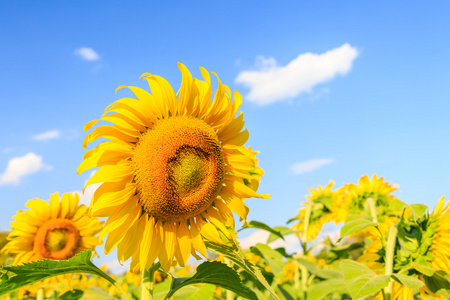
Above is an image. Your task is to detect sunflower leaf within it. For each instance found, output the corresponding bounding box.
[307,279,348,300]
[339,259,390,299]
[251,243,284,281]
[391,274,424,289]
[205,241,279,299]
[267,226,295,243]
[0,250,117,296]
[339,219,378,242]
[165,261,256,300]
[239,220,285,241]
[298,258,343,279]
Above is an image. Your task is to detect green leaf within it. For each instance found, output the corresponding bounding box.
[339,259,390,299]
[391,274,424,289]
[390,200,428,220]
[59,289,84,300]
[153,280,172,300]
[252,243,284,280]
[390,199,408,212]
[267,226,294,244]
[408,204,428,218]
[412,262,437,277]
[205,241,279,299]
[307,279,348,300]
[171,284,216,300]
[423,270,450,295]
[327,243,364,263]
[298,258,343,280]
[274,247,293,258]
[339,219,378,241]
[286,217,298,224]
[277,284,295,300]
[81,286,116,300]
[0,250,117,297]
[165,261,256,300]
[240,221,285,242]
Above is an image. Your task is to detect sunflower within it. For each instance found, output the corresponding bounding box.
[79,63,269,271]
[1,192,103,265]
[360,196,450,299]
[291,180,341,241]
[342,174,399,239]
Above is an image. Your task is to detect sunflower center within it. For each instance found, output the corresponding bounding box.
[33,219,81,260]
[133,116,225,222]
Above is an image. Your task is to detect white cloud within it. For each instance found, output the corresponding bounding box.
[0,153,51,186]
[291,158,333,175]
[235,44,359,105]
[32,129,60,141]
[74,47,100,61]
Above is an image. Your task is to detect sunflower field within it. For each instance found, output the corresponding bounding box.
[1,64,450,300]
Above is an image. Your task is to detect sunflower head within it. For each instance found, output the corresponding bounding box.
[1,192,103,265]
[291,180,336,241]
[344,174,398,218]
[361,196,450,298]
[79,63,269,271]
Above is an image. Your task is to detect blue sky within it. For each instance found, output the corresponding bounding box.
[1,1,450,270]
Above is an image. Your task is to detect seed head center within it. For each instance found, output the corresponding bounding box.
[133,116,225,222]
[34,219,81,260]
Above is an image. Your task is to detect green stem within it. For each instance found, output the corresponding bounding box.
[293,259,300,290]
[367,197,378,223]
[384,225,398,300]
[302,203,312,242]
[142,262,161,300]
[37,288,45,300]
[224,258,234,300]
[300,262,308,299]
[114,281,132,300]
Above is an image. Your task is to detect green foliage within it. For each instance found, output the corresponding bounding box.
[390,199,428,220]
[267,226,295,244]
[251,243,284,281]
[0,250,116,296]
[240,220,285,242]
[298,258,343,280]
[205,240,280,299]
[339,259,390,299]
[391,274,424,289]
[339,219,378,242]
[307,279,348,300]
[165,261,256,300]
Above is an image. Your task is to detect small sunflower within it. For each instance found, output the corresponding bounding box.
[342,174,399,239]
[79,63,269,271]
[291,180,340,241]
[360,196,450,299]
[1,192,103,265]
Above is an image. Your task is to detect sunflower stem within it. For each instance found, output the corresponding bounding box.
[300,262,308,299]
[302,203,312,242]
[142,262,161,300]
[367,197,378,223]
[114,281,132,300]
[224,258,235,300]
[384,225,398,300]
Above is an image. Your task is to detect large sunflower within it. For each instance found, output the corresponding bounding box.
[79,63,269,271]
[1,192,103,265]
